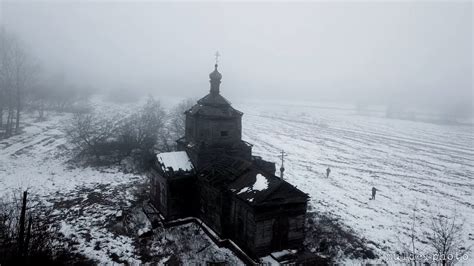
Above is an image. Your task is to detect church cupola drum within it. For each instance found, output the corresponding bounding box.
[178,63,252,169]
[209,64,222,95]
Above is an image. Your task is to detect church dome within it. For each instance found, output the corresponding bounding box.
[209,64,222,80]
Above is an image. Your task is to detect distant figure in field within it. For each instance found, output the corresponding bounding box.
[326,167,331,178]
[371,187,377,200]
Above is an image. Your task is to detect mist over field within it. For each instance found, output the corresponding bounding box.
[1,1,472,116]
[0,1,472,265]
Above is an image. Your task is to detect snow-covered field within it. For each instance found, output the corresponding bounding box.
[1,98,472,264]
[237,100,474,265]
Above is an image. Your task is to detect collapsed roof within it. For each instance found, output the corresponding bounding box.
[198,155,308,206]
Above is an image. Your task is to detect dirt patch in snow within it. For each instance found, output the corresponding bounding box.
[305,211,377,262]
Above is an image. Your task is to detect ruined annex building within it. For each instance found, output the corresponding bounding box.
[149,63,308,257]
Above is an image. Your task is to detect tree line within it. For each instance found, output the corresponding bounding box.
[0,28,93,139]
[0,28,32,137]
[67,97,195,171]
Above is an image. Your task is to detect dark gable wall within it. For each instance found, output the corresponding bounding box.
[149,161,197,220]
[199,182,224,234]
[228,196,307,257]
[149,168,168,217]
[230,197,257,252]
[253,201,307,255]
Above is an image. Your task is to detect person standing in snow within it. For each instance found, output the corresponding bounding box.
[326,167,331,178]
[371,187,377,200]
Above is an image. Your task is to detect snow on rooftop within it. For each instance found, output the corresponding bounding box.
[253,174,269,191]
[237,173,269,195]
[157,151,193,172]
[237,187,250,194]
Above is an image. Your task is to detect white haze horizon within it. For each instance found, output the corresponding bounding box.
[0,1,472,115]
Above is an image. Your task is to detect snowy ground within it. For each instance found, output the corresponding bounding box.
[1,98,472,265]
[236,100,474,265]
[0,104,242,265]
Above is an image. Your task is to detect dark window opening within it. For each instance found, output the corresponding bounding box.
[220,131,228,137]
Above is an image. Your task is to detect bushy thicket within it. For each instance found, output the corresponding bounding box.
[0,192,86,265]
[67,97,195,172]
[396,205,471,266]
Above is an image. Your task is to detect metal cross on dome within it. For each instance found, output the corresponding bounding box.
[279,150,287,179]
[215,51,220,65]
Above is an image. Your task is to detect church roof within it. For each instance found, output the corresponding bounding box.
[156,151,194,173]
[198,156,308,205]
[185,63,243,118]
[187,98,242,118]
[198,156,252,187]
[197,92,231,107]
[228,170,308,205]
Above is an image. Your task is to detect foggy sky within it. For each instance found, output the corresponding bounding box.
[1,1,472,108]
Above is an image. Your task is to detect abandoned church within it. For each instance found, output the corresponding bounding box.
[148,63,309,258]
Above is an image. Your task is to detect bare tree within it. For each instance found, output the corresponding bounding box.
[159,98,195,151]
[118,96,166,154]
[67,111,119,160]
[12,38,28,133]
[68,96,166,169]
[426,211,470,266]
[396,201,427,265]
[397,204,472,266]
[0,28,14,137]
[0,191,66,264]
[169,98,195,138]
[0,28,37,137]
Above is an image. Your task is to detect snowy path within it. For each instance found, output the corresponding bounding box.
[238,102,474,264]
